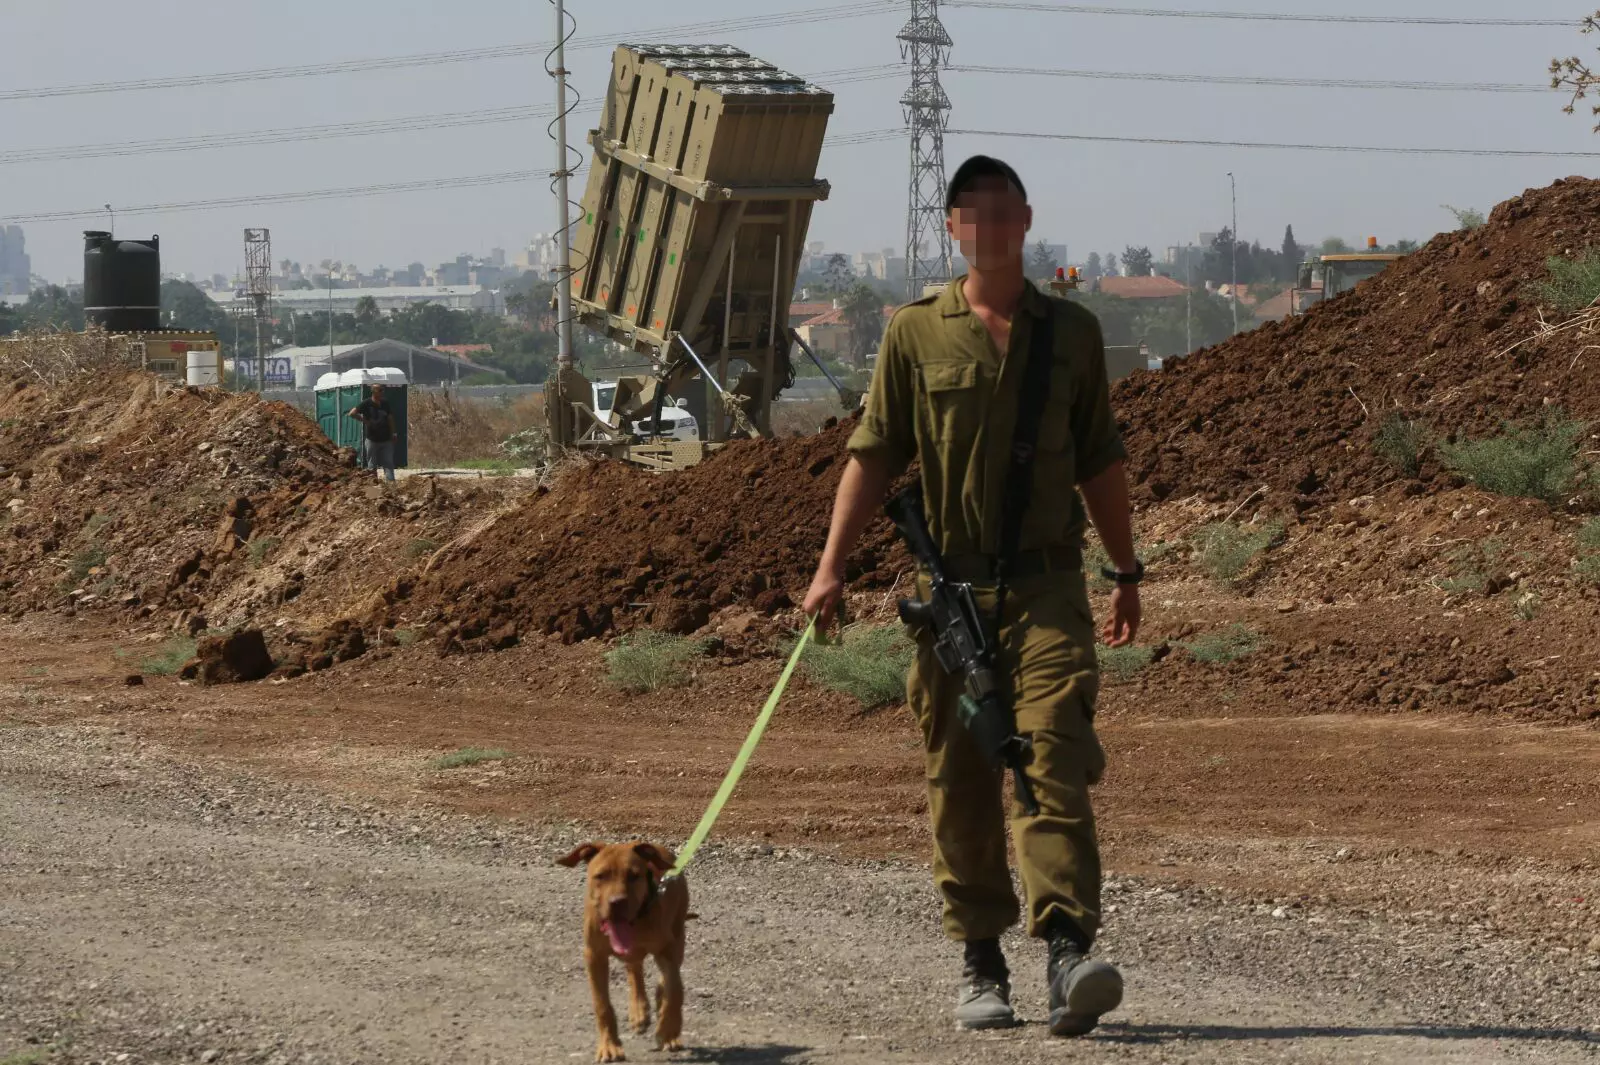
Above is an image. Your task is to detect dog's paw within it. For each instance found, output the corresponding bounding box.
[629,1013,651,1035]
[655,1037,683,1053]
[595,1041,627,1063]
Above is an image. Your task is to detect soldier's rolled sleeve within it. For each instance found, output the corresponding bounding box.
[1072,315,1128,485]
[845,314,916,476]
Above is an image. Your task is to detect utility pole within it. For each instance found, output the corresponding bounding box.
[1228,172,1239,334]
[552,0,575,369]
[900,0,955,300]
[1185,242,1193,355]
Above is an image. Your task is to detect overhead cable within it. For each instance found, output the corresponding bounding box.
[944,2,1575,27]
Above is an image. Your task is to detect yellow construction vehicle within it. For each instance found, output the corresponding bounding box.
[1291,237,1404,315]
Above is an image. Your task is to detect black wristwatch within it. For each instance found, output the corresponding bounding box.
[1100,559,1145,585]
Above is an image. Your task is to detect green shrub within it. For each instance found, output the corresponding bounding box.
[1577,554,1600,585]
[1575,518,1600,585]
[800,623,916,709]
[1097,643,1152,681]
[392,627,420,647]
[1192,521,1282,583]
[1529,248,1600,314]
[604,630,708,693]
[67,544,108,582]
[85,511,113,535]
[430,746,510,770]
[247,535,280,568]
[1374,413,1425,477]
[1443,204,1485,231]
[1439,410,1586,504]
[1436,538,1505,595]
[140,635,196,676]
[403,538,438,559]
[1181,624,1261,664]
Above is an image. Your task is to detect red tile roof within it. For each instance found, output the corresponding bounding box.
[800,307,847,327]
[1097,276,1189,300]
[431,343,492,356]
[789,302,834,320]
[1252,290,1296,321]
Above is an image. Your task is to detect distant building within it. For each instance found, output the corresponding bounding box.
[0,225,31,296]
[1095,275,1190,300]
[210,285,496,318]
[242,339,506,389]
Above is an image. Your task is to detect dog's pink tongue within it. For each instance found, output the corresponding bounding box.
[603,919,636,955]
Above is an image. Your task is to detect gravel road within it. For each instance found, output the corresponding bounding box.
[2,722,1597,1065]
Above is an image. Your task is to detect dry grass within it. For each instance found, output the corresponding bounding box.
[406,391,546,467]
[771,398,848,437]
[0,328,141,386]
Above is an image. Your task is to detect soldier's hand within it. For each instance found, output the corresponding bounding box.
[802,568,846,632]
[1102,584,1141,648]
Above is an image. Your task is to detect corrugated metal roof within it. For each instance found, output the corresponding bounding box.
[209,286,487,304]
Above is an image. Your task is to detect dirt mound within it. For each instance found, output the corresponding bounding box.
[1116,176,1600,507]
[387,418,909,646]
[0,370,514,635]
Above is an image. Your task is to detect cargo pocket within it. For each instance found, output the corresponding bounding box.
[919,361,980,447]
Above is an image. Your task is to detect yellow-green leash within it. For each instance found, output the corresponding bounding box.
[664,615,818,880]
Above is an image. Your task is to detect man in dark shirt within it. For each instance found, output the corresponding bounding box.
[348,383,397,481]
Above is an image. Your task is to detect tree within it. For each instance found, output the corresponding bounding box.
[820,253,854,295]
[1103,252,1119,277]
[1122,246,1154,277]
[1084,252,1102,282]
[0,300,19,336]
[1552,12,1600,130]
[1320,236,1353,256]
[1029,240,1059,277]
[1281,225,1300,270]
[20,286,84,331]
[841,282,884,367]
[159,279,230,333]
[353,295,380,340]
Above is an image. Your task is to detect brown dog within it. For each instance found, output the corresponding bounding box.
[558,841,692,1062]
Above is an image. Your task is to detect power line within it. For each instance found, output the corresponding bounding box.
[0,130,908,225]
[0,106,564,166]
[0,2,901,102]
[943,2,1575,27]
[947,64,1555,94]
[945,127,1600,158]
[0,172,542,224]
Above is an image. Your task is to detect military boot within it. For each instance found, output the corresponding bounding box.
[952,938,1017,1030]
[1046,927,1123,1037]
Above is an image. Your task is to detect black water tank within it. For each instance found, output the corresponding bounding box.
[83,230,160,332]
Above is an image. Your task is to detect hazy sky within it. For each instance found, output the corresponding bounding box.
[4,1,1597,283]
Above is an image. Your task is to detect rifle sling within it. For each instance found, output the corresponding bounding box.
[993,305,1056,636]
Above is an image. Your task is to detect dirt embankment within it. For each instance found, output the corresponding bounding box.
[384,418,910,647]
[1115,176,1600,507]
[0,371,514,662]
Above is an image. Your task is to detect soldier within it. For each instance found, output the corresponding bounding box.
[802,155,1142,1035]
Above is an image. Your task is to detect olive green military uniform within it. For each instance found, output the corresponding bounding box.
[846,277,1126,945]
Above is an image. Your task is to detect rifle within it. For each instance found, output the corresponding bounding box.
[885,483,1040,816]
